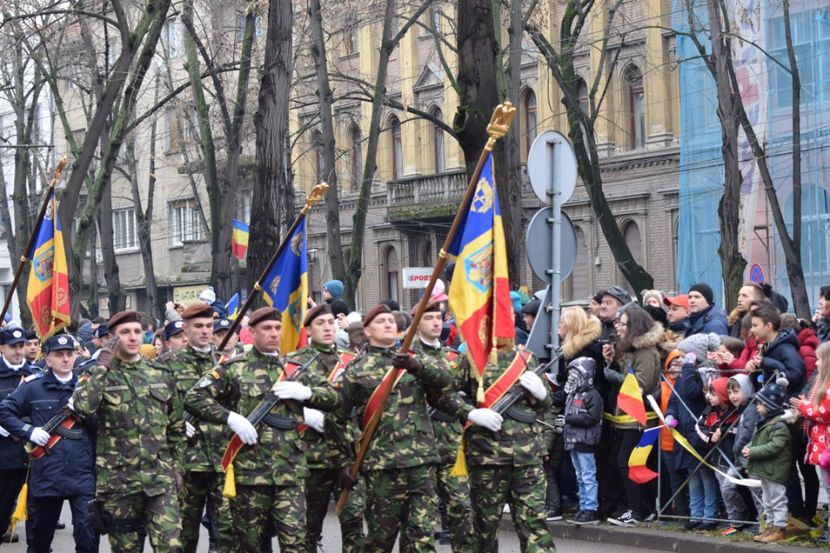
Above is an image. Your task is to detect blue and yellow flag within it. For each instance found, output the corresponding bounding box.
[447,154,513,390]
[628,426,660,483]
[231,219,249,260]
[225,292,240,320]
[26,191,70,339]
[261,218,308,355]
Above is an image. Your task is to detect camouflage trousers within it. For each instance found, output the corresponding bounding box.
[99,491,182,553]
[363,465,437,553]
[305,467,365,553]
[435,462,475,553]
[469,464,556,553]
[179,470,231,553]
[229,484,306,553]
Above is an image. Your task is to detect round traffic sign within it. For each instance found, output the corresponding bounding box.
[526,208,578,282]
[527,130,578,206]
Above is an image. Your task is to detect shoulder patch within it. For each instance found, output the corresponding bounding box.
[23,373,42,382]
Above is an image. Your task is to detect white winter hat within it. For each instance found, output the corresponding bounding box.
[200,286,216,304]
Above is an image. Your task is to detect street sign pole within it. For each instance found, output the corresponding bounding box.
[548,139,564,354]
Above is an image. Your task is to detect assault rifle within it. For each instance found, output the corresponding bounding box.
[25,406,82,460]
[488,349,561,421]
[219,352,320,472]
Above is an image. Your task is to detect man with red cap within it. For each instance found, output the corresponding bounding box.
[72,310,183,552]
[185,306,340,553]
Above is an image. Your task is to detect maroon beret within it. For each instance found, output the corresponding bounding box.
[410,299,442,316]
[362,304,392,327]
[303,303,332,327]
[182,303,215,320]
[248,307,280,327]
[108,310,141,330]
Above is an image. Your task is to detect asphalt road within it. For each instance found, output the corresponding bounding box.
[4,503,664,552]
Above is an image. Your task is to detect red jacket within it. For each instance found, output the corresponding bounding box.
[725,336,759,374]
[799,380,830,465]
[797,327,819,381]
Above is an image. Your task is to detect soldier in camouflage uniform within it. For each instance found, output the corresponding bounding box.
[411,302,474,552]
[163,304,230,553]
[333,304,470,553]
[185,307,340,553]
[457,346,557,553]
[72,310,184,553]
[288,304,365,552]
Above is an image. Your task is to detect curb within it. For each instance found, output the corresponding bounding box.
[497,518,818,552]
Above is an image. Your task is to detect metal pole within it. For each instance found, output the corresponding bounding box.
[548,140,561,355]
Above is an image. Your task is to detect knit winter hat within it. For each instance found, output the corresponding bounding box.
[200,286,216,304]
[677,332,720,361]
[641,289,665,307]
[323,279,344,298]
[708,377,731,407]
[689,283,715,306]
[510,291,522,311]
[756,376,788,415]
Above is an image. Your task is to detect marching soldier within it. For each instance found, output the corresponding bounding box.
[288,304,365,552]
[213,318,243,358]
[164,304,230,553]
[333,304,471,552]
[0,333,98,553]
[457,344,557,552]
[411,302,474,552]
[0,326,37,541]
[185,306,340,553]
[160,321,187,360]
[72,310,184,553]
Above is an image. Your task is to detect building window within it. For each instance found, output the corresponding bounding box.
[620,220,644,294]
[113,208,138,251]
[625,66,645,149]
[768,9,830,109]
[389,116,403,180]
[577,78,589,115]
[349,125,362,191]
[520,88,537,161]
[169,199,203,246]
[383,245,400,303]
[310,130,323,183]
[430,106,445,173]
[344,25,358,55]
[164,17,182,58]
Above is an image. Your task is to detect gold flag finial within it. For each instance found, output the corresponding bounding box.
[484,101,516,151]
[302,182,329,214]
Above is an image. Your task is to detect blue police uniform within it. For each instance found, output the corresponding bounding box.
[0,335,98,552]
[0,326,37,538]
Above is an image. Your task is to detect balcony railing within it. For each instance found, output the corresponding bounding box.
[387,169,467,216]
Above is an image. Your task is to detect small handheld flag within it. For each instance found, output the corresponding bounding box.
[231,219,249,260]
[225,293,240,320]
[628,427,660,483]
[261,218,308,355]
[617,367,647,425]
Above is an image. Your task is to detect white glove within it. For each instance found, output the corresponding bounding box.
[227,411,257,445]
[467,408,503,432]
[303,407,325,433]
[0,425,9,438]
[66,397,74,411]
[520,372,548,400]
[272,381,312,401]
[30,427,50,447]
[185,421,196,438]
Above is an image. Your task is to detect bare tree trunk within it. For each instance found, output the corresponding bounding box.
[250,0,292,291]
[308,0,347,287]
[502,0,524,286]
[96,179,124,313]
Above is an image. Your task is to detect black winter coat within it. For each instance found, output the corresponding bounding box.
[0,370,96,497]
[759,329,806,397]
[563,386,603,452]
[666,360,707,470]
[0,357,36,469]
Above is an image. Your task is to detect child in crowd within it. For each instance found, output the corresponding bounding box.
[711,337,744,373]
[689,377,735,530]
[743,379,793,544]
[723,374,759,530]
[791,341,830,543]
[562,357,603,525]
[659,350,689,518]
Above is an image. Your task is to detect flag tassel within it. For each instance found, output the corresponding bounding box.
[223,463,237,499]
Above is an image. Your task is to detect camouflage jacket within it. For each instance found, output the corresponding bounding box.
[459,348,550,468]
[412,339,465,465]
[164,346,227,472]
[184,347,340,486]
[335,345,467,471]
[72,357,182,497]
[286,342,349,470]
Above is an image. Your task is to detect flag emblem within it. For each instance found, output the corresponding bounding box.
[464,243,493,292]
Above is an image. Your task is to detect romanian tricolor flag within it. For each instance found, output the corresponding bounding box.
[628,426,660,483]
[26,190,70,339]
[618,367,648,425]
[226,292,240,320]
[231,219,249,260]
[447,154,514,398]
[261,217,308,355]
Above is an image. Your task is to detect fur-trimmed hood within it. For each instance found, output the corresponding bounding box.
[630,323,666,350]
[727,307,745,327]
[563,317,602,360]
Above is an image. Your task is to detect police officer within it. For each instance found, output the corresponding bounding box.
[23,329,40,366]
[160,321,187,360]
[213,319,242,358]
[72,310,184,553]
[290,304,365,552]
[0,333,98,553]
[186,306,341,553]
[0,326,37,540]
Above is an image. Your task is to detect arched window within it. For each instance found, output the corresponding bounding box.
[430,106,445,173]
[562,226,589,301]
[349,125,362,191]
[577,78,589,115]
[388,116,403,180]
[625,66,645,149]
[383,245,400,302]
[520,88,537,161]
[620,220,644,294]
[310,130,323,182]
